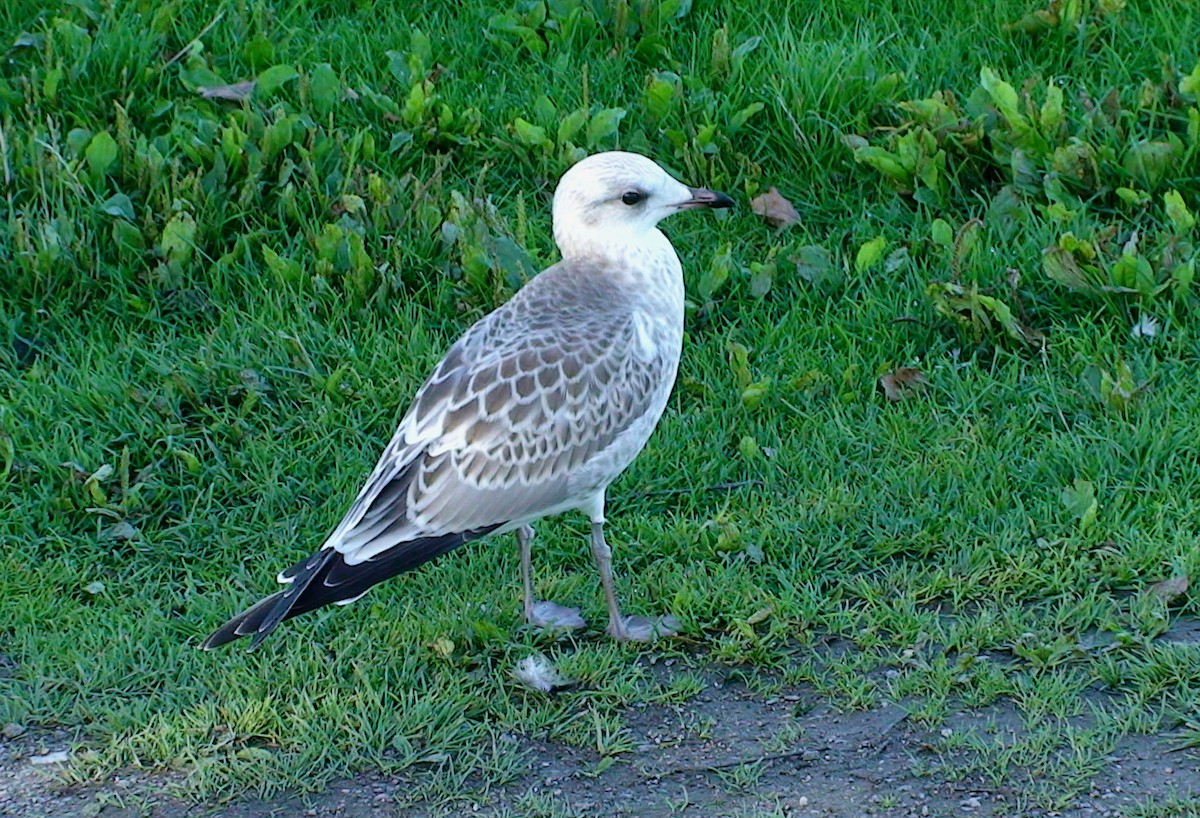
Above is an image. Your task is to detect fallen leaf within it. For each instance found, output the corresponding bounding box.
[750,187,799,228]
[102,520,140,542]
[748,260,774,298]
[83,464,113,504]
[792,245,841,289]
[239,368,271,393]
[745,606,773,625]
[884,246,910,273]
[1150,575,1188,603]
[429,636,455,659]
[197,80,256,101]
[879,367,929,401]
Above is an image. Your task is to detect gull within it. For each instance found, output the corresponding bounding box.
[200,151,733,649]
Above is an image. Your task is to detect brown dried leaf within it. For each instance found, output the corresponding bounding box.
[197,80,257,101]
[750,187,799,228]
[879,367,929,402]
[1150,575,1189,603]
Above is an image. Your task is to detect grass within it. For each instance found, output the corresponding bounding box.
[2,0,1200,812]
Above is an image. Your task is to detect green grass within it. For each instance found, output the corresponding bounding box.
[3,0,1200,811]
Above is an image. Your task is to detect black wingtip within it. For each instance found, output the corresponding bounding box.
[199,528,498,651]
[199,589,290,651]
[200,547,344,651]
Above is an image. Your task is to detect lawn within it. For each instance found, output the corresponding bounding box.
[2,0,1200,815]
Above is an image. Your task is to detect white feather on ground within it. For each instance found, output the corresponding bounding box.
[511,654,572,694]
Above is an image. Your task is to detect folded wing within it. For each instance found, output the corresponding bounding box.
[201,263,673,649]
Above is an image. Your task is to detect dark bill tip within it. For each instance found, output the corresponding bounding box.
[680,187,735,210]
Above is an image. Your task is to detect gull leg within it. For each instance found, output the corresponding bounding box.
[589,520,680,642]
[519,525,536,621]
[518,525,585,631]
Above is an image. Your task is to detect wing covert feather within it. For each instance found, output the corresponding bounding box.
[321,262,677,565]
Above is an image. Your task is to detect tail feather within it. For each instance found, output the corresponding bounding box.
[200,526,499,650]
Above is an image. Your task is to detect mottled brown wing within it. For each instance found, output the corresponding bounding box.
[317,263,675,567]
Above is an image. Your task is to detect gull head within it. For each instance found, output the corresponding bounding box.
[551,151,733,260]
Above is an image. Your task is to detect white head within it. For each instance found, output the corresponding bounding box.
[551,151,733,260]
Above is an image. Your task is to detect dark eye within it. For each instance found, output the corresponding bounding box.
[621,190,645,206]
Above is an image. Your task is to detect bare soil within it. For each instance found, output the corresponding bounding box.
[4,636,1199,818]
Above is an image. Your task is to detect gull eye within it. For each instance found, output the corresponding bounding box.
[621,190,645,206]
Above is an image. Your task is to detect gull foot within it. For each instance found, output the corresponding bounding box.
[528,601,587,631]
[609,614,682,642]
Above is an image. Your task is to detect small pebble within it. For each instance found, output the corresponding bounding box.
[2,723,25,739]
[30,750,70,765]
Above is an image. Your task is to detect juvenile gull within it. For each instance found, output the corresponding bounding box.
[201,151,733,649]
